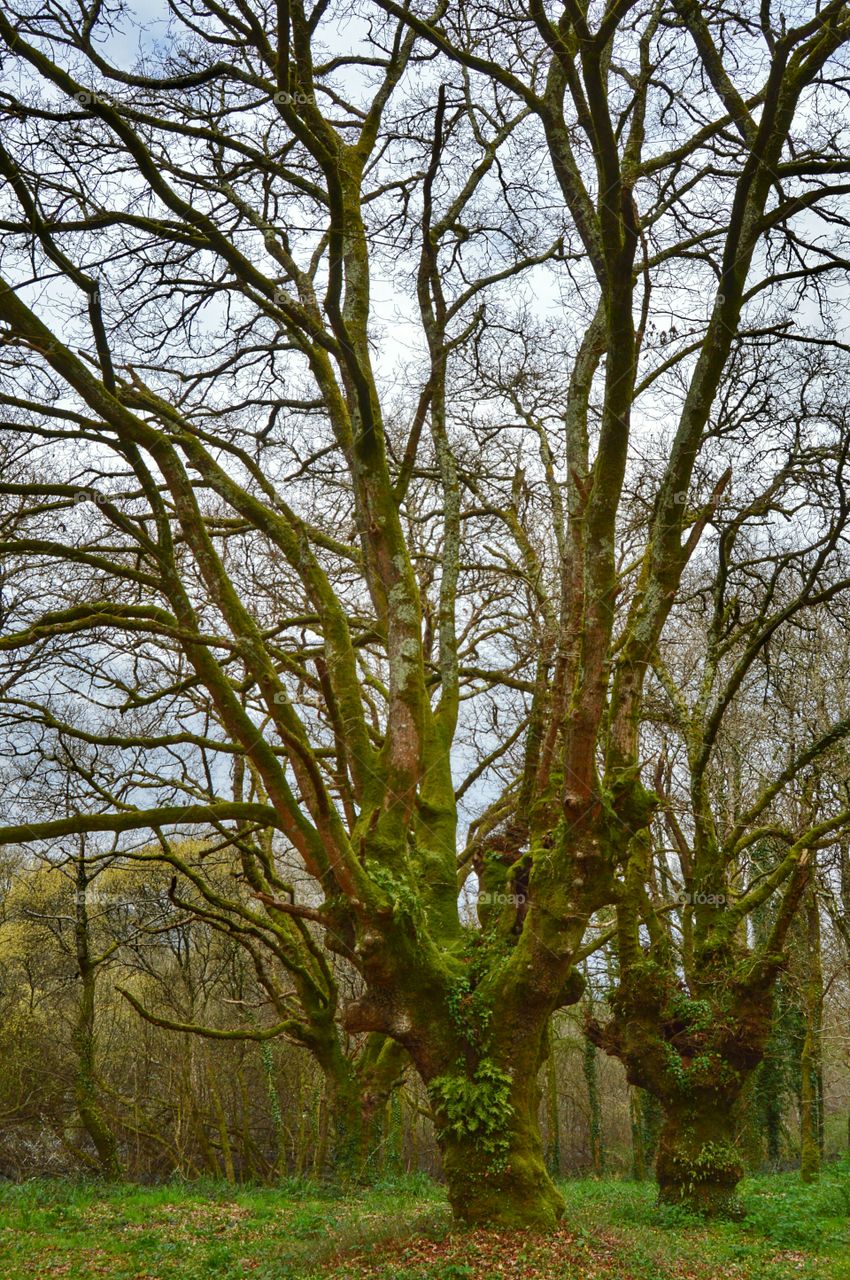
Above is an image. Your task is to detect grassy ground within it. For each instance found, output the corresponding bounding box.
[0,1167,848,1279]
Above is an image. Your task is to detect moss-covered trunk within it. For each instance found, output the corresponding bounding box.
[630,1088,647,1180]
[587,945,780,1219]
[582,1030,605,1175]
[655,1098,744,1217]
[315,1033,406,1183]
[799,883,823,1183]
[432,1052,565,1228]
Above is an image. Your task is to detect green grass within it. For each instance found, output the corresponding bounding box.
[0,1173,447,1279]
[0,1167,848,1278]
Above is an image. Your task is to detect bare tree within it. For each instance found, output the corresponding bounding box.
[1,0,850,1226]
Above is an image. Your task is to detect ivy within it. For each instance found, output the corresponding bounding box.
[367,864,423,926]
[662,1042,740,1095]
[670,1138,741,1187]
[662,1042,690,1089]
[260,1040,283,1132]
[669,994,713,1034]
[446,975,492,1048]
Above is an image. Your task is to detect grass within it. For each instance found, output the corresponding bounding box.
[0,1167,848,1279]
[0,1173,447,1279]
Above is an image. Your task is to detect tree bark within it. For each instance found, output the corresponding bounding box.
[545,1031,562,1177]
[800,883,823,1183]
[630,1088,647,1181]
[656,1097,745,1217]
[434,1058,565,1228]
[582,1031,605,1175]
[72,861,122,1181]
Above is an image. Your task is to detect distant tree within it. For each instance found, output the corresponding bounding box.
[590,539,850,1213]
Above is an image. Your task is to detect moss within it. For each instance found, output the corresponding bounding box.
[604,769,659,835]
[440,1132,565,1228]
[365,863,424,928]
[656,1113,745,1219]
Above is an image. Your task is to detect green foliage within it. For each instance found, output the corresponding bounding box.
[670,993,713,1033]
[429,1059,514,1167]
[661,1042,739,1095]
[0,1176,449,1279]
[741,1162,850,1249]
[682,1139,741,1186]
[366,865,423,926]
[662,1041,690,1088]
[1,1174,849,1278]
[445,975,492,1047]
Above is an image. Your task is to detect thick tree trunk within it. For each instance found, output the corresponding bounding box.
[320,1072,364,1180]
[313,1034,406,1183]
[414,1013,568,1233]
[655,1098,744,1217]
[354,1034,407,1177]
[436,1066,565,1228]
[346,828,594,1227]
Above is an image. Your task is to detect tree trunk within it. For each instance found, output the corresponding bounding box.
[353,1034,407,1178]
[754,1043,784,1169]
[324,1075,372,1181]
[545,1031,562,1176]
[738,1071,765,1173]
[582,1030,605,1175]
[841,844,850,1157]
[800,1028,819,1182]
[313,1088,330,1178]
[309,1034,407,1183]
[72,861,122,1181]
[259,1041,286,1176]
[655,1098,745,1217]
[630,1088,647,1181]
[208,1072,236,1183]
[434,1058,565,1228]
[800,883,823,1183]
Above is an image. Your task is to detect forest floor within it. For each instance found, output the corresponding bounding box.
[0,1167,848,1279]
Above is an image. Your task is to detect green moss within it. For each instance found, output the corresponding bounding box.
[365,864,423,927]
